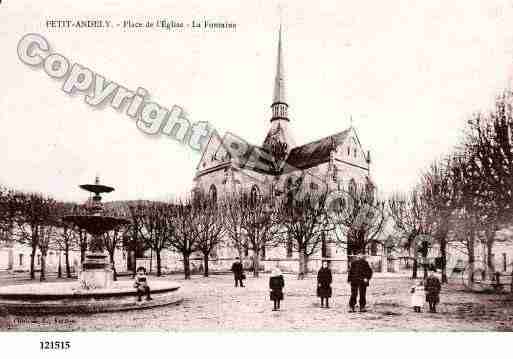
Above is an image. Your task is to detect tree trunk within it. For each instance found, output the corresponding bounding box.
[203,254,209,277]
[149,248,153,274]
[411,243,418,279]
[80,231,87,265]
[297,250,309,280]
[486,240,495,274]
[156,249,162,277]
[57,253,62,278]
[40,253,46,281]
[252,252,260,278]
[440,238,448,284]
[510,267,513,294]
[132,250,137,278]
[30,246,36,280]
[467,232,475,290]
[422,252,428,279]
[65,246,71,278]
[109,251,117,281]
[183,253,191,279]
[237,243,243,262]
[80,247,86,265]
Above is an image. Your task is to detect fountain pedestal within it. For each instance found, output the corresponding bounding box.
[80,251,113,289]
[80,268,113,289]
[79,232,114,289]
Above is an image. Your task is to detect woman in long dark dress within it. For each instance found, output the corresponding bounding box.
[317,261,333,308]
[269,267,285,311]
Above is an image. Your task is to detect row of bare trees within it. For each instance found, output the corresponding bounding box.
[1,179,391,281]
[0,188,84,280]
[388,91,513,288]
[123,180,391,280]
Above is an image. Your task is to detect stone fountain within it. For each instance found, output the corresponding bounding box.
[0,177,182,315]
[63,176,129,289]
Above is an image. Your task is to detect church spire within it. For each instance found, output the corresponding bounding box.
[263,21,295,164]
[271,23,288,122]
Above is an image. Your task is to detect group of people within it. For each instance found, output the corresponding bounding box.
[410,273,442,313]
[134,256,442,313]
[230,255,373,312]
[231,255,442,314]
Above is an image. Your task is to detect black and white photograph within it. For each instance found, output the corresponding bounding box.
[0,0,512,354]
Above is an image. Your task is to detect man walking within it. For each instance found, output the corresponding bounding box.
[348,254,373,312]
[231,257,245,287]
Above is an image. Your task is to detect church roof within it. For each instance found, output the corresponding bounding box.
[284,129,351,171]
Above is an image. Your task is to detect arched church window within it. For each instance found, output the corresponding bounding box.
[354,148,357,158]
[365,178,375,203]
[348,179,356,197]
[347,147,350,156]
[286,237,293,258]
[250,185,260,206]
[209,184,217,203]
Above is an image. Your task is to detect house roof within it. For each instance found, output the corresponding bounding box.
[284,129,351,171]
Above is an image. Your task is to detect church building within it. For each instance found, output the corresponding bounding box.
[191,25,379,273]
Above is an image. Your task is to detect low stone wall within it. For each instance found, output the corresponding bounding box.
[136,256,400,275]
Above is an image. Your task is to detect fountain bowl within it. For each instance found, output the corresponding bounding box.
[0,280,182,315]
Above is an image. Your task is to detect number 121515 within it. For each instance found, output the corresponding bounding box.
[40,341,71,350]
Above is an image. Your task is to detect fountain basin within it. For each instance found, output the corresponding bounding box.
[0,280,182,315]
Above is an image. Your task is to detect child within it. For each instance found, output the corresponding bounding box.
[269,267,285,311]
[317,261,333,308]
[410,280,425,312]
[134,266,152,302]
[425,272,441,313]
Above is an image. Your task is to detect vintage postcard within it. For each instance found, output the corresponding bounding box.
[1,0,513,354]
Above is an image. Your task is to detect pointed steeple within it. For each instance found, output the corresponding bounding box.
[273,24,286,105]
[271,23,288,122]
[264,22,295,165]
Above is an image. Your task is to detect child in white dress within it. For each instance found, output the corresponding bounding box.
[410,280,425,313]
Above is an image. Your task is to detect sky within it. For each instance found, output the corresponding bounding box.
[2,0,513,202]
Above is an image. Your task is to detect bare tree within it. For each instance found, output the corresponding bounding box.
[330,186,387,268]
[388,190,434,279]
[168,199,199,280]
[36,205,59,282]
[53,202,79,278]
[193,196,226,277]
[420,159,459,283]
[0,187,20,245]
[101,206,131,281]
[223,193,246,260]
[237,192,282,278]
[278,190,331,279]
[15,192,56,280]
[129,201,171,277]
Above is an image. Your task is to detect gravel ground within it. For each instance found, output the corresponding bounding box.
[1,273,513,331]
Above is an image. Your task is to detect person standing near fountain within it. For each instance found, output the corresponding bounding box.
[348,254,373,313]
[317,261,333,308]
[134,266,152,302]
[231,257,245,287]
[269,267,284,311]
